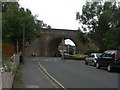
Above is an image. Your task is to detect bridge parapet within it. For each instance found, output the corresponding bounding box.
[41,28,78,36]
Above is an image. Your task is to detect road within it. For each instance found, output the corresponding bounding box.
[36,57,119,88]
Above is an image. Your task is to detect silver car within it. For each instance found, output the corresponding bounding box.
[85,53,102,66]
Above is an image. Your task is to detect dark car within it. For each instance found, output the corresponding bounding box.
[110,60,120,72]
[96,50,120,72]
[85,53,102,66]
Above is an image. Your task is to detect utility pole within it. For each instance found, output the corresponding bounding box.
[22,22,25,63]
[61,38,64,60]
[68,45,69,55]
[16,40,19,53]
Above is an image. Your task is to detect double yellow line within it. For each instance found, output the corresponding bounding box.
[37,60,67,90]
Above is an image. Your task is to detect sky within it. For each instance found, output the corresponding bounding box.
[18,0,86,46]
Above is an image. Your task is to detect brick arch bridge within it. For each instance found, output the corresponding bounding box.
[25,28,92,57]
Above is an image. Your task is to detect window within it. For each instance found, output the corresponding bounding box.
[102,53,108,57]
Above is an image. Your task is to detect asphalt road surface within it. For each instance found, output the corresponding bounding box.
[36,57,119,88]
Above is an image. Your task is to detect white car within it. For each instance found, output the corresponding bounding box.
[85,53,102,66]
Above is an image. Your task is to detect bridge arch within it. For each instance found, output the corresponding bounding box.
[48,37,77,57]
[25,28,95,57]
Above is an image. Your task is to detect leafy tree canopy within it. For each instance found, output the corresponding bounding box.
[2,2,50,50]
[76,1,120,51]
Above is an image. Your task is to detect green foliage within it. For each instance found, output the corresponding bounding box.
[77,29,89,44]
[2,54,22,84]
[76,2,120,51]
[2,2,49,49]
[12,66,22,84]
[2,54,11,70]
[71,54,88,59]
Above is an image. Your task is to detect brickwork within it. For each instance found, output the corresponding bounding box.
[24,38,41,57]
[25,28,97,57]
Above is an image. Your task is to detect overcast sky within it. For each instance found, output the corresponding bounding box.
[18,0,86,46]
[19,0,86,30]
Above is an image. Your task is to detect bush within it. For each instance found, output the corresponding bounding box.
[64,54,88,60]
[71,54,88,59]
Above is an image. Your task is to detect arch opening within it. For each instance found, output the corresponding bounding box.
[48,38,77,57]
[58,39,76,56]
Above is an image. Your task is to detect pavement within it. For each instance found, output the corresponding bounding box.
[12,57,57,88]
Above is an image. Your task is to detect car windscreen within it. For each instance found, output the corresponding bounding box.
[103,50,120,60]
[96,53,102,57]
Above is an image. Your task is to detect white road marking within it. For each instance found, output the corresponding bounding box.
[26,85,39,88]
[36,61,58,88]
[37,60,67,90]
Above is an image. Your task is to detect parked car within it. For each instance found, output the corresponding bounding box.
[85,53,102,66]
[109,59,120,72]
[96,50,120,72]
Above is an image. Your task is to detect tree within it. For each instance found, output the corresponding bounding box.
[2,2,20,44]
[2,2,49,50]
[76,2,119,51]
[77,28,88,44]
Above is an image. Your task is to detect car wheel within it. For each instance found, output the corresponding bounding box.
[85,61,88,65]
[107,64,113,72]
[92,62,96,67]
[96,63,100,69]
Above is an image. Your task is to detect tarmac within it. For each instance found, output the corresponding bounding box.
[12,57,57,88]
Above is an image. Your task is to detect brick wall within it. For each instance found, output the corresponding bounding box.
[2,43,16,56]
